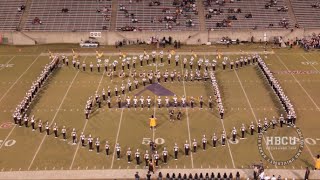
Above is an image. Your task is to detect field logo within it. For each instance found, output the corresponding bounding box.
[0,122,15,129]
[135,83,174,96]
[257,123,304,166]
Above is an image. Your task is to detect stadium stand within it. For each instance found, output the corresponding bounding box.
[291,0,320,28]
[0,0,26,31]
[23,0,112,31]
[203,0,294,30]
[116,0,200,31]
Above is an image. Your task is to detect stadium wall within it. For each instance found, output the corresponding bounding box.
[2,29,320,46]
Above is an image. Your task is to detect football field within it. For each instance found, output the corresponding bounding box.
[0,45,319,177]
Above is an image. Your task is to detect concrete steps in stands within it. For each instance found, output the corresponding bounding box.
[18,0,32,31]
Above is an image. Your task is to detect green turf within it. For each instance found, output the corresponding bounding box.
[0,45,319,172]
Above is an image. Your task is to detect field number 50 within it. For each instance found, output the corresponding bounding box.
[0,139,16,147]
[142,138,165,145]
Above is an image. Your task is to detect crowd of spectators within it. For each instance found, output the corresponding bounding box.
[311,1,320,8]
[204,0,242,28]
[118,0,198,31]
[115,36,178,48]
[204,0,292,29]
[30,0,111,28]
[298,33,320,50]
[97,5,111,22]
[265,0,278,9]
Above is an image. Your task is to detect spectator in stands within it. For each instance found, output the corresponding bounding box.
[18,5,26,12]
[32,17,42,25]
[277,6,288,12]
[186,19,194,27]
[61,8,69,13]
[102,6,109,14]
[311,2,320,8]
[245,13,253,18]
[149,1,161,6]
[279,17,289,28]
[119,4,126,11]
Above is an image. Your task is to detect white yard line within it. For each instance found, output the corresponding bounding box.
[68,57,108,170]
[211,73,236,168]
[276,55,317,161]
[180,55,194,169]
[152,96,156,142]
[110,62,133,169]
[69,70,106,169]
[205,49,236,168]
[110,104,125,169]
[0,55,40,104]
[0,56,15,71]
[219,119,236,168]
[152,59,158,142]
[27,70,80,170]
[234,69,278,168]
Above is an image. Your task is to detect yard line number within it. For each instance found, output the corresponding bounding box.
[301,62,318,65]
[0,139,16,147]
[142,138,165,145]
[0,64,14,68]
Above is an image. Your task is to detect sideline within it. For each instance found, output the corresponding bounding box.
[0,168,317,179]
